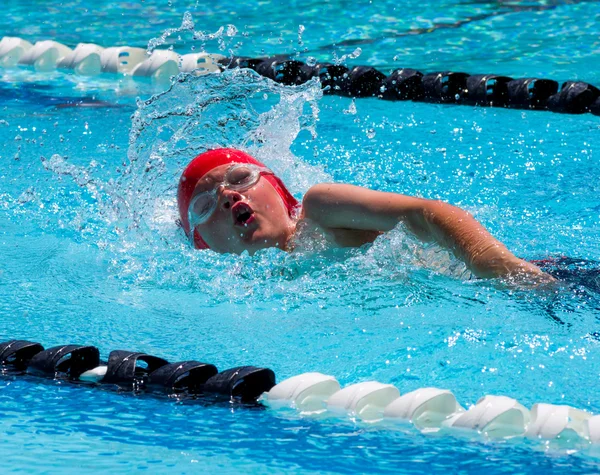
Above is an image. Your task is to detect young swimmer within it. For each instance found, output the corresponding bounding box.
[178,148,551,280]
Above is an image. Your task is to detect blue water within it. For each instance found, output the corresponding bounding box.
[1,0,600,473]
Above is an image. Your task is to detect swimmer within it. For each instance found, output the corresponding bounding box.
[178,148,552,281]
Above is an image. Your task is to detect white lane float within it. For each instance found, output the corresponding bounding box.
[18,40,72,71]
[74,366,600,450]
[447,395,530,438]
[79,365,108,382]
[1,37,226,82]
[180,52,225,75]
[326,381,400,422]
[132,49,180,83]
[265,372,340,413]
[100,46,147,74]
[383,387,464,430]
[0,37,33,67]
[585,415,600,443]
[526,403,590,440]
[57,43,104,76]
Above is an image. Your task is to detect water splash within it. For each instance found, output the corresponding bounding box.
[123,68,325,229]
[333,47,362,65]
[147,12,196,54]
[147,11,239,55]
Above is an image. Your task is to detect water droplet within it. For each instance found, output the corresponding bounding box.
[343,100,357,115]
[366,128,376,139]
[226,24,238,37]
[297,25,305,46]
[306,56,317,67]
[350,47,362,59]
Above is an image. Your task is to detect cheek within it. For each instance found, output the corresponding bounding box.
[196,219,232,250]
[249,184,286,217]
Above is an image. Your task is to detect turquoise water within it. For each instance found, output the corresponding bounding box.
[1,0,600,473]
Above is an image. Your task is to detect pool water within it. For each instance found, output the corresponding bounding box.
[1,0,600,473]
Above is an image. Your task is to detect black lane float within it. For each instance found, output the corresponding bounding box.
[219,56,600,116]
[0,340,275,403]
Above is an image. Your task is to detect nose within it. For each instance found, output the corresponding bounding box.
[219,188,243,210]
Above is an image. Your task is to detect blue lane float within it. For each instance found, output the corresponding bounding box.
[3,339,600,449]
[1,36,599,115]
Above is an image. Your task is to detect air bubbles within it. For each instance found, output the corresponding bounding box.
[366,128,376,139]
[306,56,317,67]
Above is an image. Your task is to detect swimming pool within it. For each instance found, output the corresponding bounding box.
[1,0,600,472]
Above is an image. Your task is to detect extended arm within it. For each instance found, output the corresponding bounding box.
[302,183,549,279]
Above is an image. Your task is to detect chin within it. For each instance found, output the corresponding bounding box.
[240,233,284,254]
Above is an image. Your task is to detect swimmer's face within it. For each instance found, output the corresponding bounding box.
[190,164,295,254]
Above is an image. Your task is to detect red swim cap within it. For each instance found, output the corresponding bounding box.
[177,148,299,249]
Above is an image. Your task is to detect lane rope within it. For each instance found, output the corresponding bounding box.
[1,36,599,115]
[2,339,600,447]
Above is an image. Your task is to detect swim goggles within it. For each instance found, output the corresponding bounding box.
[187,163,274,229]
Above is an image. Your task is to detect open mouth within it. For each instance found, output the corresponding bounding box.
[232,202,255,226]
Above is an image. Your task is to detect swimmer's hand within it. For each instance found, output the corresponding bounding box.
[302,183,554,281]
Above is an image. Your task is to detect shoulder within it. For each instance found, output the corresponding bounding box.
[303,183,343,203]
[303,183,370,206]
[301,182,438,233]
[303,183,427,214]
[302,183,359,219]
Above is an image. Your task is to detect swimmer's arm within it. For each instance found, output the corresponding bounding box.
[302,183,548,279]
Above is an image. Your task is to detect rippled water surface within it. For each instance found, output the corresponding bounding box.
[1,0,600,473]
